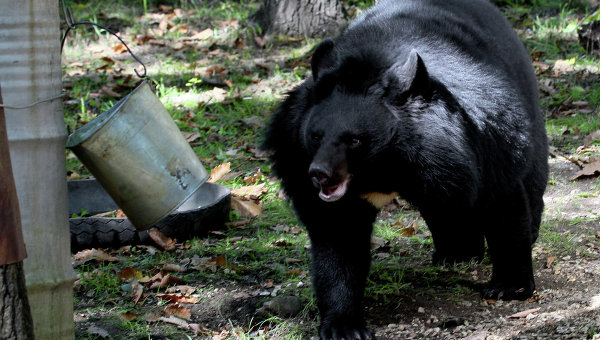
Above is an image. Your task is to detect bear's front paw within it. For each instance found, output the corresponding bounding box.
[319,319,374,340]
[483,280,534,301]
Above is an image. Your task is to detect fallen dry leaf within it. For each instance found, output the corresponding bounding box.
[208,230,227,238]
[166,285,196,295]
[162,263,185,272]
[131,281,144,305]
[400,220,419,237]
[137,245,158,255]
[208,255,245,272]
[243,171,262,183]
[144,313,161,322]
[571,160,600,180]
[545,256,556,268]
[163,304,191,320]
[149,273,183,290]
[118,267,145,281]
[111,43,128,54]
[370,236,388,250]
[285,258,302,264]
[231,196,262,217]
[72,249,119,264]
[231,183,266,200]
[147,228,177,250]
[230,236,245,243]
[225,219,252,228]
[208,162,231,182]
[288,268,302,276]
[158,315,190,329]
[508,308,541,319]
[254,35,266,48]
[183,28,213,41]
[189,323,212,335]
[205,65,227,76]
[100,86,121,98]
[272,239,293,248]
[181,131,202,143]
[222,77,234,88]
[119,311,140,321]
[156,293,199,304]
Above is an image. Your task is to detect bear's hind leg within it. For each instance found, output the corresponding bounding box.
[422,209,485,265]
[483,181,535,300]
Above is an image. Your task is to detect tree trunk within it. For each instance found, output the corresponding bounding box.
[0,262,34,340]
[254,0,347,38]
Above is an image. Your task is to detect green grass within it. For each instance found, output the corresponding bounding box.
[538,222,579,255]
[76,263,122,299]
[546,113,600,135]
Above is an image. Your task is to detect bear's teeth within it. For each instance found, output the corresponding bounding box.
[318,178,350,202]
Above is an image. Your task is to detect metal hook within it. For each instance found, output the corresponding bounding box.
[61,0,75,29]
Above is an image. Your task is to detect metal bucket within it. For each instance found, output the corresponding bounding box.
[0,0,75,339]
[66,80,209,229]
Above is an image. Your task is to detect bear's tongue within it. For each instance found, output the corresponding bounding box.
[318,177,350,202]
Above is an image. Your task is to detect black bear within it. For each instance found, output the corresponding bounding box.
[263,0,548,338]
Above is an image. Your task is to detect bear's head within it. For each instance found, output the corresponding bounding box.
[302,39,433,202]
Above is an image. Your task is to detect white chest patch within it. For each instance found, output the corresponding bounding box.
[360,192,399,209]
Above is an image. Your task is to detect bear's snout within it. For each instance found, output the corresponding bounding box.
[308,163,331,188]
[308,162,351,202]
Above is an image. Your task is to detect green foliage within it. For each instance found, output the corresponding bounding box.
[538,222,579,255]
[493,0,587,11]
[546,114,600,135]
[76,263,122,299]
[71,208,89,218]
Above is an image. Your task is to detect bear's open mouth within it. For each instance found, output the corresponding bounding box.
[318,176,351,202]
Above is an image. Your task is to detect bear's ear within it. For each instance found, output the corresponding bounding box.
[311,38,338,81]
[383,49,430,102]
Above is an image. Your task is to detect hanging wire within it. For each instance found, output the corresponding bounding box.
[0,94,66,110]
[60,0,147,78]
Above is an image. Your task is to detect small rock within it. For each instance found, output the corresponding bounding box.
[260,296,301,317]
[590,294,600,308]
[418,307,425,313]
[87,325,110,338]
[464,332,488,340]
[440,317,465,329]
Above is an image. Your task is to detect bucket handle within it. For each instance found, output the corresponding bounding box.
[60,1,147,79]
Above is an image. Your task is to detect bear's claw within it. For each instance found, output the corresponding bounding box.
[320,323,374,340]
[483,283,534,301]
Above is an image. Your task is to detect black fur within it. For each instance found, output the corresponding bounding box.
[262,0,548,339]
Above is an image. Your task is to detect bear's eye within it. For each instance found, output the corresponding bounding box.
[348,137,361,149]
[310,132,323,144]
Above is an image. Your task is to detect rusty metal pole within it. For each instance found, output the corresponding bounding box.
[0,86,27,265]
[0,84,34,339]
